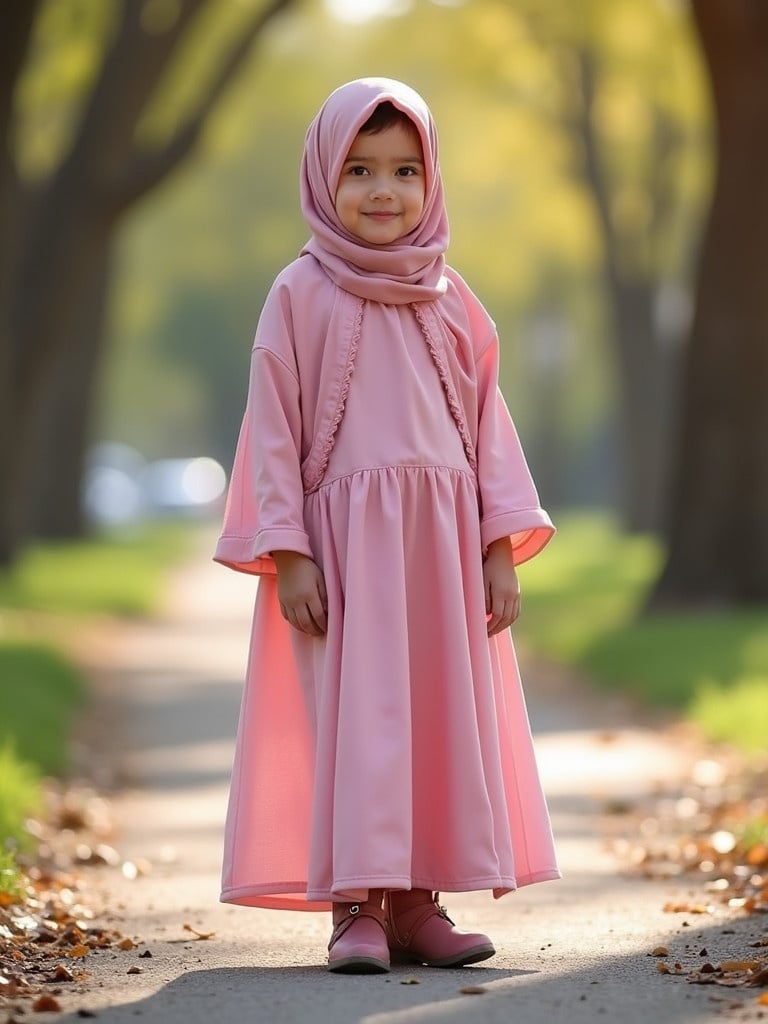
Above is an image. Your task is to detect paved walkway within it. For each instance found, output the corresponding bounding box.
[54,535,762,1023]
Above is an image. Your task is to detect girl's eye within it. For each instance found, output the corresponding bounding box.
[396,166,419,177]
[348,166,369,176]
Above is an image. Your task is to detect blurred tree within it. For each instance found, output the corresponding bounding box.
[0,0,294,565]
[91,0,709,529]
[107,0,611,510]
[0,4,41,566]
[651,0,768,606]
[516,0,708,531]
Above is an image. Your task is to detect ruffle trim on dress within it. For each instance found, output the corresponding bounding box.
[411,302,478,475]
[301,294,477,494]
[301,295,364,494]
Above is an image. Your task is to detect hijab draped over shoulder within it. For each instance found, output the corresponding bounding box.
[300,77,449,303]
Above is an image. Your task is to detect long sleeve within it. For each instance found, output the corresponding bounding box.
[475,334,555,565]
[214,345,313,576]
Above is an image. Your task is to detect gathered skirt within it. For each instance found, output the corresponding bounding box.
[220,304,558,910]
[220,462,559,910]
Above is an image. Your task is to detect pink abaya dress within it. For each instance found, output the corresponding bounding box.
[216,293,560,911]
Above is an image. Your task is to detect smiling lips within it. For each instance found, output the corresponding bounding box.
[365,211,398,220]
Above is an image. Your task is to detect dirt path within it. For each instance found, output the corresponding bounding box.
[49,535,764,1023]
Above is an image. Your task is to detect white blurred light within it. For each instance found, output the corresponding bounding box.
[83,445,228,524]
[325,0,411,23]
[181,457,227,505]
[140,457,227,512]
[84,467,144,526]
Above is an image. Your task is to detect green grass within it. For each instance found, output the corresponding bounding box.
[0,847,26,900]
[691,677,768,754]
[0,644,86,776]
[0,521,199,844]
[0,743,42,850]
[0,521,194,617]
[516,513,768,751]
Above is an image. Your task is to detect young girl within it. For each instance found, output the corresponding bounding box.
[214,77,559,974]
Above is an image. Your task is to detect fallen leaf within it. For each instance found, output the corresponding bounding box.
[651,946,670,957]
[747,965,768,987]
[51,964,75,982]
[32,994,62,1012]
[182,923,215,940]
[663,902,711,915]
[126,966,142,975]
[656,963,671,974]
[400,976,420,985]
[460,985,486,994]
[720,960,760,973]
[117,937,137,950]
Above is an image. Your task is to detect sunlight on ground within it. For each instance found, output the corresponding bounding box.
[534,729,696,799]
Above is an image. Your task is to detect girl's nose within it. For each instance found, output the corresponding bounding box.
[369,180,393,200]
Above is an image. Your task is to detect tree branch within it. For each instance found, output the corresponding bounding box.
[0,0,42,147]
[571,47,621,287]
[61,0,208,184]
[110,0,296,212]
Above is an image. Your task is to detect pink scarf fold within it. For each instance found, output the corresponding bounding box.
[299,78,449,303]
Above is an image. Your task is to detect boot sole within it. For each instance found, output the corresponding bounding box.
[328,955,390,974]
[390,944,496,968]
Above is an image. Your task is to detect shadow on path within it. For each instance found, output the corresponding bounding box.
[53,904,765,1024]
[58,535,761,1024]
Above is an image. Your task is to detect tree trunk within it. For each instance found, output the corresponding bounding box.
[650,0,768,607]
[574,48,679,534]
[613,280,679,534]
[30,252,112,539]
[0,2,41,566]
[7,192,114,554]
[0,0,296,566]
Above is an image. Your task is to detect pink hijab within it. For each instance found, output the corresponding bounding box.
[300,78,449,303]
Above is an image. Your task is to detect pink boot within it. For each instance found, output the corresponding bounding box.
[385,890,495,968]
[327,891,390,973]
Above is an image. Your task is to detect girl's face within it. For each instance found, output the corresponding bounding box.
[334,119,426,245]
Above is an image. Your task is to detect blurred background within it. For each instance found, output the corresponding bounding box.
[0,0,766,808]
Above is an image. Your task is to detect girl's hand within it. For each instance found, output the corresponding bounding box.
[482,536,521,637]
[272,551,328,636]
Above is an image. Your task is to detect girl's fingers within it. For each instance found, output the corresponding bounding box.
[486,605,502,635]
[312,582,328,632]
[312,604,328,634]
[307,599,327,635]
[281,601,316,636]
[303,601,327,636]
[290,598,328,637]
[487,599,520,636]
